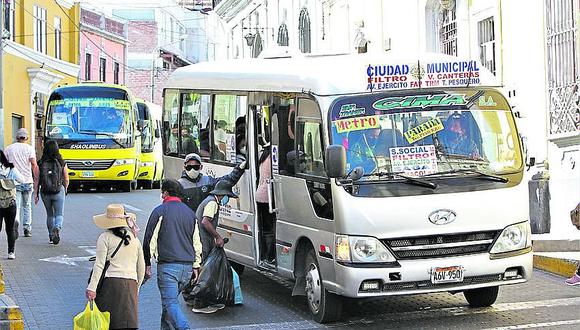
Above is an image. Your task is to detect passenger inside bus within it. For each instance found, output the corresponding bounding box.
[167,124,179,155]
[180,127,199,155]
[439,112,483,159]
[346,127,405,174]
[256,144,276,267]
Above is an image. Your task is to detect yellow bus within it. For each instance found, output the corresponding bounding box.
[136,100,163,189]
[43,83,142,192]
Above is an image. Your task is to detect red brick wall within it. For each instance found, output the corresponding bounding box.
[127,69,171,106]
[128,21,158,53]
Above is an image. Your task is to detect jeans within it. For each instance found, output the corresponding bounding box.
[15,183,33,231]
[41,188,65,234]
[157,263,193,330]
[0,204,17,253]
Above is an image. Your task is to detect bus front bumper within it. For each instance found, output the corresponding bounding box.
[68,163,137,181]
[327,250,532,298]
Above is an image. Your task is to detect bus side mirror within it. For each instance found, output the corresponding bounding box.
[325,145,346,178]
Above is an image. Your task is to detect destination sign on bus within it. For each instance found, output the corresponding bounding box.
[372,94,467,111]
[49,98,131,110]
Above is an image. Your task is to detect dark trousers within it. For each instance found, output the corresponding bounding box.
[0,204,17,253]
[257,202,276,261]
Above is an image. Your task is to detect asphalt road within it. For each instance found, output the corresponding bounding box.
[1,188,579,330]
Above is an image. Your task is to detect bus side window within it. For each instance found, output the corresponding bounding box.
[212,95,246,165]
[180,93,207,157]
[162,90,179,156]
[296,121,325,176]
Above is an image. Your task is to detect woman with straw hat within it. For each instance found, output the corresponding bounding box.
[87,204,145,330]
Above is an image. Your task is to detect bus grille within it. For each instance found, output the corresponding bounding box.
[382,274,503,292]
[382,231,500,260]
[67,160,114,171]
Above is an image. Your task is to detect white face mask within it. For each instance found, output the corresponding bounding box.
[186,168,200,179]
[240,146,246,155]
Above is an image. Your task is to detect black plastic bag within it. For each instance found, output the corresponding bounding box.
[183,246,234,307]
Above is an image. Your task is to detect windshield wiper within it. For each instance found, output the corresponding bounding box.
[362,171,438,189]
[78,130,126,149]
[423,168,508,183]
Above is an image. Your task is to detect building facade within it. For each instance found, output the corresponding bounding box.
[79,5,128,84]
[215,0,580,238]
[1,0,80,150]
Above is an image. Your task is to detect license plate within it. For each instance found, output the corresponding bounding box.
[431,266,464,284]
[81,171,95,178]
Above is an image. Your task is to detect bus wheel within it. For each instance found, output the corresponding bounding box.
[230,261,245,276]
[304,251,342,323]
[464,286,499,307]
[120,181,131,192]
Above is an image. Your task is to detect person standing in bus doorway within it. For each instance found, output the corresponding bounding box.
[177,153,245,221]
[191,180,236,314]
[255,145,276,267]
[143,179,202,330]
[34,140,69,245]
[5,128,39,238]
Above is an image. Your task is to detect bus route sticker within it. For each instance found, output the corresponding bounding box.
[272,145,279,174]
[389,145,439,177]
[403,117,444,144]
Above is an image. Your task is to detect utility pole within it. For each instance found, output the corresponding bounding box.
[0,0,4,149]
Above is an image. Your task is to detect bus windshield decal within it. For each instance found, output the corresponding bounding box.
[335,115,380,133]
[403,118,444,144]
[372,94,467,111]
[48,98,131,110]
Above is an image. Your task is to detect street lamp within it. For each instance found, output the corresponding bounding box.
[150,35,188,102]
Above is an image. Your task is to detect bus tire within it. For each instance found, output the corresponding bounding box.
[304,250,342,323]
[464,286,499,307]
[230,261,245,276]
[120,181,131,192]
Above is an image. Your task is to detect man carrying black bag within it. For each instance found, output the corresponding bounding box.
[189,180,238,314]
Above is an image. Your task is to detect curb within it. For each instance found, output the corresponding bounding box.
[533,254,579,278]
[0,265,24,330]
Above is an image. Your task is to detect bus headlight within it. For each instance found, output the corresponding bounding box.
[140,162,153,167]
[335,235,396,263]
[114,159,135,166]
[490,222,531,254]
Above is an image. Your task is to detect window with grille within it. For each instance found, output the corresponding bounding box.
[439,9,457,56]
[85,53,92,81]
[478,17,496,75]
[278,23,289,46]
[54,17,62,60]
[113,62,120,84]
[299,8,311,53]
[33,6,47,54]
[4,0,15,41]
[545,0,580,136]
[99,58,106,82]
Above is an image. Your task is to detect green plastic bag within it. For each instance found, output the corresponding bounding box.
[73,301,110,330]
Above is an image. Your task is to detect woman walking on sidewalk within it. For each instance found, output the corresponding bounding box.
[0,150,25,259]
[34,140,68,244]
[87,204,145,330]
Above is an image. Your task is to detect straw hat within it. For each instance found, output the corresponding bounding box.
[93,204,136,229]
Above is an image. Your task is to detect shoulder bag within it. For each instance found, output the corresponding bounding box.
[88,237,125,293]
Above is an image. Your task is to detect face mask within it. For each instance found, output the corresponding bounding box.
[220,196,229,206]
[240,146,246,155]
[186,168,200,179]
[160,193,165,202]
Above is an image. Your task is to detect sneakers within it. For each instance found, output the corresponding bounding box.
[23,229,31,237]
[211,304,225,310]
[192,305,219,314]
[52,228,60,245]
[7,252,15,260]
[565,274,580,286]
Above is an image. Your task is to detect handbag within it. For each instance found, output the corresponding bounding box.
[88,237,125,293]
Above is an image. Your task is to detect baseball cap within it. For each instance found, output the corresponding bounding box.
[15,128,28,139]
[184,153,202,164]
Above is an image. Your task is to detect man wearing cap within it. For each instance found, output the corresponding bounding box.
[5,128,39,237]
[178,153,245,217]
[191,180,237,314]
[143,179,202,329]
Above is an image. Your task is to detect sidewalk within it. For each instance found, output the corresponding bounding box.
[532,238,580,278]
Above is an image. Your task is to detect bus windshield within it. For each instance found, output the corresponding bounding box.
[329,89,523,180]
[137,102,153,152]
[46,87,133,146]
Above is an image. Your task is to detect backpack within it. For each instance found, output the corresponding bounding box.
[40,159,63,194]
[0,169,16,208]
